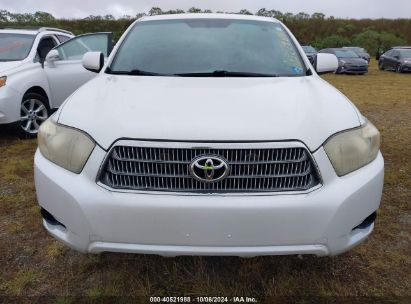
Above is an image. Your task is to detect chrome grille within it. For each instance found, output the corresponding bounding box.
[99,145,321,193]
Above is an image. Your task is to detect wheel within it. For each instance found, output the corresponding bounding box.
[396,64,403,73]
[378,60,384,70]
[19,92,49,138]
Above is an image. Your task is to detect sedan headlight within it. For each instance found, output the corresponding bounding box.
[324,121,380,176]
[38,118,95,174]
[0,76,6,88]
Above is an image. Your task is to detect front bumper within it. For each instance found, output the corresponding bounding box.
[0,86,22,124]
[401,64,411,72]
[337,66,368,74]
[34,145,384,257]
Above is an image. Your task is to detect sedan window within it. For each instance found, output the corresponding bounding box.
[384,50,393,57]
[398,49,411,58]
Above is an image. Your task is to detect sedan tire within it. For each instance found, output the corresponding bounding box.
[396,64,403,73]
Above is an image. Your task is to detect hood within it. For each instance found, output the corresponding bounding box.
[58,75,361,151]
[339,58,367,65]
[0,61,23,74]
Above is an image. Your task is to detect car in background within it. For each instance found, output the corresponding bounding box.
[35,14,384,257]
[0,27,113,137]
[302,45,317,65]
[378,47,411,73]
[319,48,368,74]
[343,47,370,63]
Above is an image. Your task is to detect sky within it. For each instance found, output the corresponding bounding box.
[0,0,410,19]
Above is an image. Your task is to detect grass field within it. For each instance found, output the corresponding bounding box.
[0,60,410,302]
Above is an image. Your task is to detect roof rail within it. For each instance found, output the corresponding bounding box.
[0,26,73,35]
[38,27,74,35]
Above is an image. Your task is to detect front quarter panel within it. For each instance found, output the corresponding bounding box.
[7,61,50,97]
[0,60,50,123]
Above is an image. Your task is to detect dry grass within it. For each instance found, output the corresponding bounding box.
[0,60,410,302]
[0,269,36,296]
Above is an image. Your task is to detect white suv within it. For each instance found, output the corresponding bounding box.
[35,14,384,257]
[0,28,112,136]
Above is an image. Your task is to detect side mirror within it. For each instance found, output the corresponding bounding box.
[45,49,60,65]
[315,53,339,74]
[82,52,104,73]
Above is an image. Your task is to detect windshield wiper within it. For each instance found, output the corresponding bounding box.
[106,67,168,76]
[174,70,280,77]
[106,68,281,77]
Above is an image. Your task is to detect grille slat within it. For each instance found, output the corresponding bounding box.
[99,145,320,193]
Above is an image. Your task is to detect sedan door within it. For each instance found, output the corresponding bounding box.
[390,50,401,70]
[44,33,113,108]
[385,50,398,70]
[380,50,391,70]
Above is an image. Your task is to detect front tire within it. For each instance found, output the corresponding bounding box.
[19,93,49,138]
[396,64,403,73]
[378,61,384,70]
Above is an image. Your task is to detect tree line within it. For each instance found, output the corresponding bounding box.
[1,8,410,55]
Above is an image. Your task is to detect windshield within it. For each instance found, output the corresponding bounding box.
[346,47,366,53]
[109,19,306,77]
[399,49,411,58]
[302,46,316,53]
[334,50,359,58]
[0,33,35,61]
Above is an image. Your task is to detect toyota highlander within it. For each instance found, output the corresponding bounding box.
[34,14,384,257]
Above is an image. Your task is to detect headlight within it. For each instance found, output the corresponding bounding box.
[38,118,95,174]
[0,76,6,88]
[324,121,380,176]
